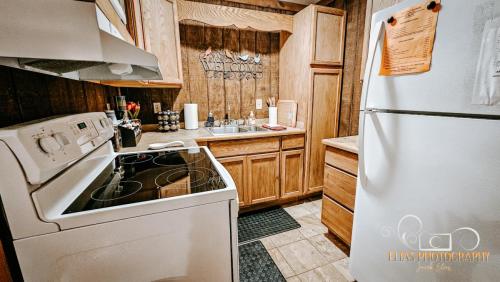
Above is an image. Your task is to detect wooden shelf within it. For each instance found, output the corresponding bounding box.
[177,0,294,33]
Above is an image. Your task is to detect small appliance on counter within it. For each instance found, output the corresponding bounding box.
[119,119,142,147]
[157,110,180,132]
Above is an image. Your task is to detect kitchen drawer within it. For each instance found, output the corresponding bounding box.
[282,135,305,150]
[324,146,358,175]
[324,165,356,211]
[208,137,280,158]
[321,196,353,245]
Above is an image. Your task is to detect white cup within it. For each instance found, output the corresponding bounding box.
[268,107,278,126]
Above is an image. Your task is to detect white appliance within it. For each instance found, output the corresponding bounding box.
[0,112,239,282]
[0,0,162,81]
[351,0,500,281]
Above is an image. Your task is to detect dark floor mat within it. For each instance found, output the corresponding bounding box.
[239,241,286,282]
[238,207,300,243]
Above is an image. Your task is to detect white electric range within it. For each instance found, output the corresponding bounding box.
[0,112,239,282]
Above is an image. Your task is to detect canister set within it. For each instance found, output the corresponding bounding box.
[157,110,180,132]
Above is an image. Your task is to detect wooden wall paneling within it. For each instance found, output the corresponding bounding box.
[103,85,119,109]
[270,32,280,100]
[124,87,154,122]
[349,0,367,135]
[65,80,88,114]
[337,0,359,137]
[10,69,52,121]
[175,24,192,112]
[0,243,11,282]
[45,77,71,116]
[205,24,226,120]
[255,31,271,119]
[223,27,241,120]
[239,30,256,118]
[185,21,209,120]
[0,68,22,127]
[83,82,107,112]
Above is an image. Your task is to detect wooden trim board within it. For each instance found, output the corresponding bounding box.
[177,0,294,33]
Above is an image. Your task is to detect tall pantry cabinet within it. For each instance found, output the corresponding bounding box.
[279,5,346,195]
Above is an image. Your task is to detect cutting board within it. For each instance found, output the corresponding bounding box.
[277,100,297,127]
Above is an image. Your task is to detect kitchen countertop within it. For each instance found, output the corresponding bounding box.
[322,136,358,154]
[119,127,306,153]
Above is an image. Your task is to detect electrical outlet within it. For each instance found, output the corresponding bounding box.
[256,99,262,110]
[153,102,162,113]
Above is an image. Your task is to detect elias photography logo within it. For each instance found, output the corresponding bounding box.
[383,215,489,270]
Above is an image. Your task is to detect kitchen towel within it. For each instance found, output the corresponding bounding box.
[184,104,198,130]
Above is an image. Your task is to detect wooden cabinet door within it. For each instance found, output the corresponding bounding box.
[141,0,183,87]
[218,156,247,206]
[305,69,342,194]
[311,6,346,66]
[247,153,280,205]
[281,149,304,199]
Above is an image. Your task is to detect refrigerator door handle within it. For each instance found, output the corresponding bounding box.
[359,21,385,186]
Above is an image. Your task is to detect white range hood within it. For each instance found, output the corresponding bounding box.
[0,0,163,81]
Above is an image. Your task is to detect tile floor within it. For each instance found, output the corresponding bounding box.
[260,199,355,282]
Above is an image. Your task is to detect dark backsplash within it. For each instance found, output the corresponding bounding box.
[0,66,179,128]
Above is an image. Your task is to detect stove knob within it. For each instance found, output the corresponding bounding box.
[38,136,62,154]
[100,118,108,128]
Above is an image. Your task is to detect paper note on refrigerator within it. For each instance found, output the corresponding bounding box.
[379,0,440,76]
[472,18,500,105]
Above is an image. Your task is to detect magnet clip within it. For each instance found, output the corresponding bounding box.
[387,16,396,26]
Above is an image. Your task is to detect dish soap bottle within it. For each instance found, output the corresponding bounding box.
[249,111,256,126]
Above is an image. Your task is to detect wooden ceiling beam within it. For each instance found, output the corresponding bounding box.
[223,0,306,12]
[316,0,335,6]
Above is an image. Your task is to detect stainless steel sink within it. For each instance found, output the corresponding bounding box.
[239,126,268,132]
[208,126,268,135]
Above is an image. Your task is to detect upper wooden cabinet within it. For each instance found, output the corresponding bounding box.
[97,0,183,88]
[279,5,345,195]
[311,6,346,66]
[141,0,183,87]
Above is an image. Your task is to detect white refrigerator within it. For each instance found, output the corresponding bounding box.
[350,0,500,281]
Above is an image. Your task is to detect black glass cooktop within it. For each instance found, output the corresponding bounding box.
[64,148,227,214]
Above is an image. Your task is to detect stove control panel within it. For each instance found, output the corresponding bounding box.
[0,112,114,185]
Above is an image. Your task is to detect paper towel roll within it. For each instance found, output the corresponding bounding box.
[184,104,199,130]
